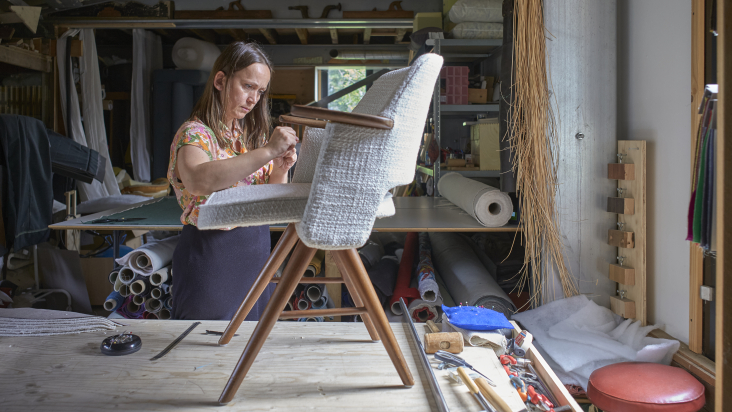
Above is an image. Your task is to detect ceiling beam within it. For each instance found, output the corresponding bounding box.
[259,28,278,45]
[295,28,309,45]
[330,28,338,44]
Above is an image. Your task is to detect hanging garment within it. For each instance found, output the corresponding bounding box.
[0,115,53,252]
[56,29,120,200]
[130,29,163,182]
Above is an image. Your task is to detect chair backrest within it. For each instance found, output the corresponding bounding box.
[295,54,443,250]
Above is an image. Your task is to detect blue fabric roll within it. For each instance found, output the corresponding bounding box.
[104,291,125,311]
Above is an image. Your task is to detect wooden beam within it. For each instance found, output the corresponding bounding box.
[259,28,278,45]
[689,0,706,356]
[330,28,338,44]
[295,28,309,45]
[363,28,371,44]
[0,45,52,72]
[717,0,732,410]
[395,28,407,43]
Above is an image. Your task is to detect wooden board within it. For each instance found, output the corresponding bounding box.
[0,320,576,412]
[610,295,636,319]
[608,229,635,248]
[616,140,647,325]
[607,197,634,215]
[269,67,315,105]
[607,163,635,180]
[608,263,635,285]
[0,45,52,72]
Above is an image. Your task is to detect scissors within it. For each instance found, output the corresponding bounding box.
[89,217,147,224]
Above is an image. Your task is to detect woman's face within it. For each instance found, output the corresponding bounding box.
[214,62,270,123]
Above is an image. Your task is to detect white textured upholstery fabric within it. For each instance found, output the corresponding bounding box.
[292,127,327,184]
[295,54,443,249]
[197,183,311,230]
[376,192,395,218]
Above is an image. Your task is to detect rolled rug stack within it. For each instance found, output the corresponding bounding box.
[106,265,173,319]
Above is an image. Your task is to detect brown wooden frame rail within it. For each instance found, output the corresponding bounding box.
[286,104,395,129]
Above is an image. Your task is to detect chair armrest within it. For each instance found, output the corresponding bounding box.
[279,115,327,129]
[290,105,394,130]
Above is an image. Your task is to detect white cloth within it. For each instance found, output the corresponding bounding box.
[76,194,149,215]
[444,318,507,355]
[56,29,121,201]
[130,29,163,182]
[512,295,680,390]
[0,308,121,336]
[115,236,179,276]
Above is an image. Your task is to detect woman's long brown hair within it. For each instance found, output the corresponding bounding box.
[190,41,273,151]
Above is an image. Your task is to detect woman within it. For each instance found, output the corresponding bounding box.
[167,42,299,320]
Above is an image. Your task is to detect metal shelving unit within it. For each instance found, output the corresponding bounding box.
[429,38,501,196]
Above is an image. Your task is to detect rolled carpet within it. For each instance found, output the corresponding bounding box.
[428,232,516,318]
[437,172,513,227]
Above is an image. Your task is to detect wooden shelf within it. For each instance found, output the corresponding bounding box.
[0,45,52,72]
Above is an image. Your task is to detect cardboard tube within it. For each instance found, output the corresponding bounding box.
[103,291,125,311]
[118,284,131,297]
[132,294,146,306]
[119,267,136,284]
[306,284,323,302]
[150,266,170,286]
[389,232,421,315]
[113,276,123,292]
[163,296,173,310]
[135,253,150,269]
[303,250,325,277]
[158,308,171,319]
[424,332,464,354]
[146,298,162,313]
[130,279,150,296]
[151,287,163,300]
[108,269,119,285]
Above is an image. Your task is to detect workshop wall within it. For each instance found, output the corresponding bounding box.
[617,0,692,343]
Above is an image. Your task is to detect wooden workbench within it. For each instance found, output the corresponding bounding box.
[0,320,578,411]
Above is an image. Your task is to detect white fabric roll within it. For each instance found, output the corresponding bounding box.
[437,172,512,227]
[448,0,503,23]
[172,37,220,71]
[115,236,179,276]
[131,29,163,182]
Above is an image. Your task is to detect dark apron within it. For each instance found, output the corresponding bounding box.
[171,224,273,320]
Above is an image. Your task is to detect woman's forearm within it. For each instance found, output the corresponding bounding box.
[180,146,275,195]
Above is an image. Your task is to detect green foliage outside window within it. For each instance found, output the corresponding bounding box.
[327,68,366,112]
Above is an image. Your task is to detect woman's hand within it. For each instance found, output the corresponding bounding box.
[266,126,299,158]
[273,146,297,172]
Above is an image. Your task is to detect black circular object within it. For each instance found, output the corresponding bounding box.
[101,333,142,356]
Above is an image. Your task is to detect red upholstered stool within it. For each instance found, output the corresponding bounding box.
[587,362,705,412]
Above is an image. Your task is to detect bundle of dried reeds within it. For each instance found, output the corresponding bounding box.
[509,0,578,304]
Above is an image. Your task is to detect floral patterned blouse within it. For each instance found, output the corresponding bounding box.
[168,118,272,226]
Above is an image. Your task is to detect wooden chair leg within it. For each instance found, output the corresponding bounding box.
[331,249,380,341]
[333,249,415,387]
[218,223,299,346]
[219,240,317,405]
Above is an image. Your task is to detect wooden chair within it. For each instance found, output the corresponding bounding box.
[196,54,444,404]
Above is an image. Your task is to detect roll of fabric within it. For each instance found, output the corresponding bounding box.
[143,311,158,319]
[116,296,145,319]
[297,317,324,322]
[417,233,441,303]
[428,232,516,318]
[130,277,152,297]
[444,318,508,355]
[118,284,131,298]
[158,308,171,320]
[150,265,171,286]
[304,250,325,277]
[366,256,400,306]
[108,269,119,285]
[305,284,324,302]
[113,276,123,293]
[437,172,513,227]
[389,232,421,315]
[103,291,125,312]
[358,241,384,270]
[408,298,439,322]
[163,296,173,311]
[145,297,163,314]
[118,266,138,285]
[115,236,179,276]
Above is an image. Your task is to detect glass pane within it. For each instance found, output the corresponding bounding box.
[327,68,366,112]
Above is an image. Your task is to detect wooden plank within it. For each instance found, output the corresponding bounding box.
[395,28,407,43]
[607,162,635,180]
[608,263,635,285]
[717,0,732,409]
[689,244,705,353]
[0,320,575,411]
[330,28,338,44]
[607,197,634,214]
[511,322,583,411]
[294,28,309,45]
[608,229,634,248]
[0,45,52,72]
[617,140,646,325]
[610,295,636,319]
[259,28,278,45]
[363,28,372,44]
